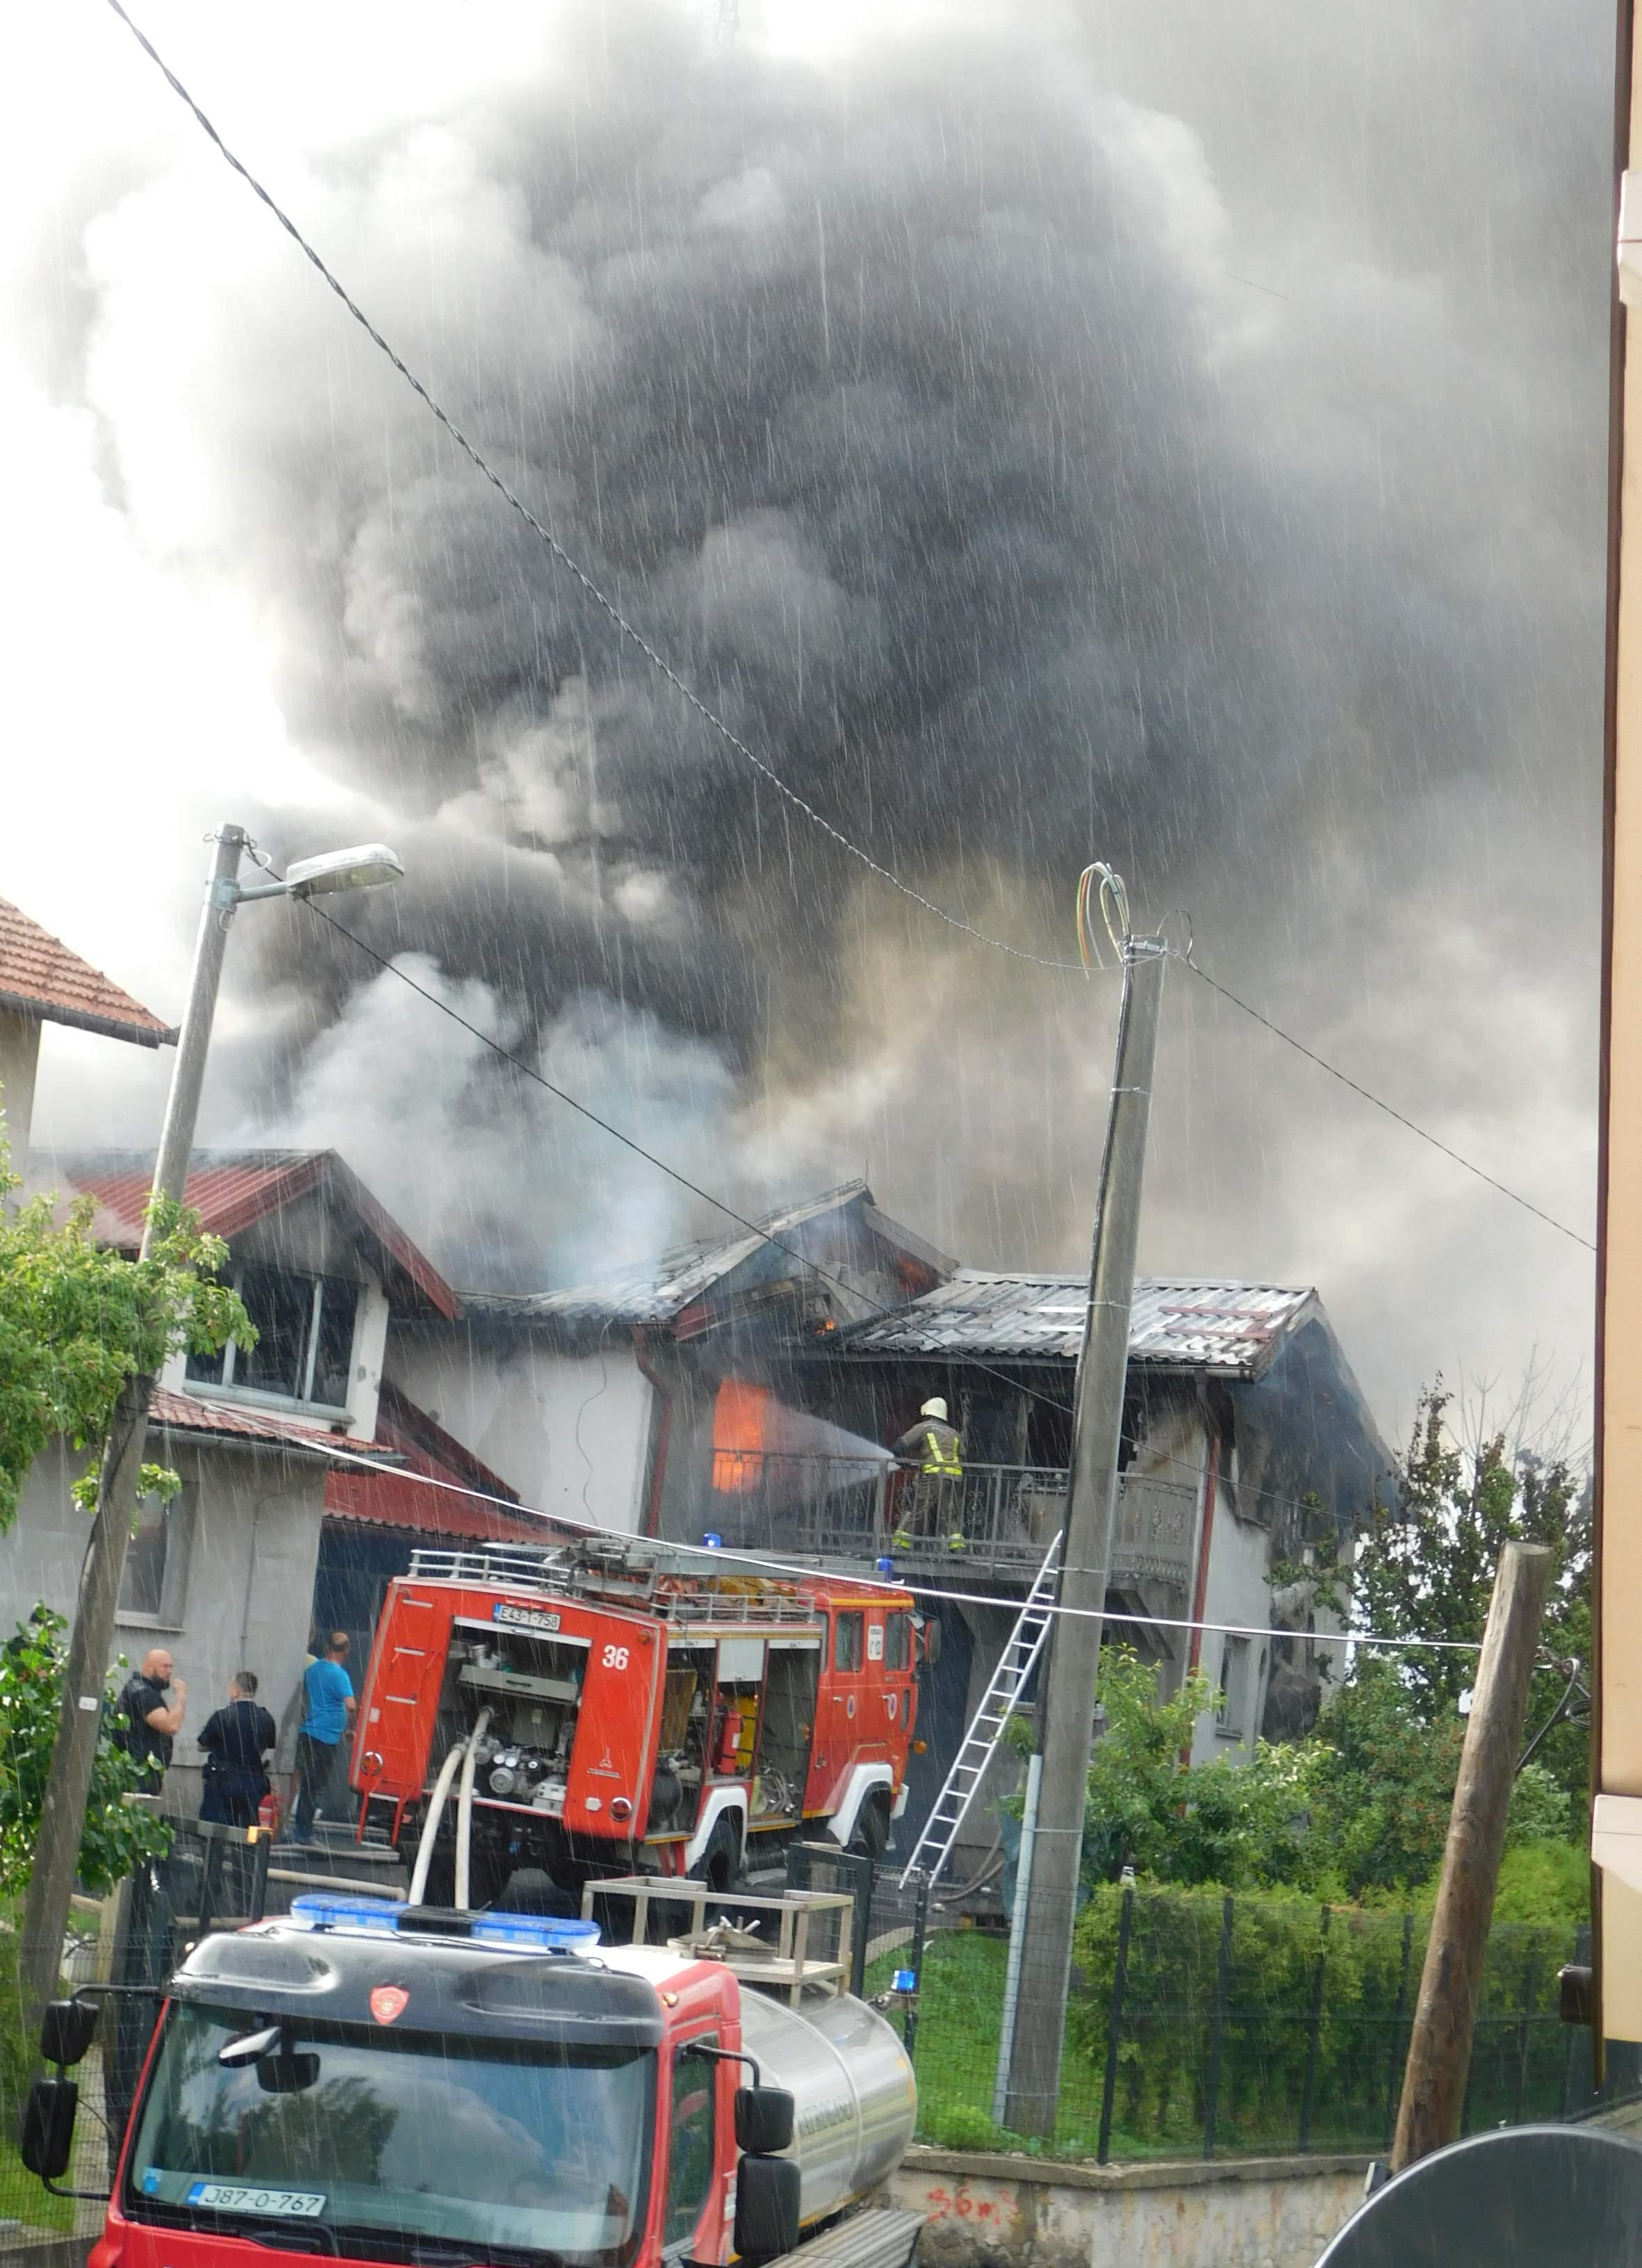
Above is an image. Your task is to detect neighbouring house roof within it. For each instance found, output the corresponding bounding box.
[322,1382,552,1546]
[149,1383,548,1545]
[147,1386,402,1461]
[38,1147,461,1320]
[835,1271,1320,1381]
[462,1181,955,1338]
[0,897,173,1047]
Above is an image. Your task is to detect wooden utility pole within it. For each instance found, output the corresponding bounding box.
[1390,1541,1554,2171]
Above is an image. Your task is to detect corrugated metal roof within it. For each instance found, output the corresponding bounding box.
[465,1182,876,1331]
[836,1272,1317,1379]
[0,897,172,1046]
[40,1148,461,1320]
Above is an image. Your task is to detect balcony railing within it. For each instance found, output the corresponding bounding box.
[695,1455,1199,1589]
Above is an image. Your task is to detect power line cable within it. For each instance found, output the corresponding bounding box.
[100,0,1083,976]
[1181,958,1596,1254]
[228,1402,1489,1656]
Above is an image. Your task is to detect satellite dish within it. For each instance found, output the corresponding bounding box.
[1318,2124,1642,2267]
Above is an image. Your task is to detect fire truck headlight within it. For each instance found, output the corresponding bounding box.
[611,1796,633,1822]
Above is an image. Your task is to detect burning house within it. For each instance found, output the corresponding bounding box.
[382,1183,1390,1861]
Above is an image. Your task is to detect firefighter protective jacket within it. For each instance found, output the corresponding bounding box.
[892,1418,964,1477]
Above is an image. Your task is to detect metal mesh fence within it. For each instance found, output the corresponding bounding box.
[863,1873,1642,2163]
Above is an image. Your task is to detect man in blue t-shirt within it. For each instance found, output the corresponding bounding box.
[290,1631,356,1842]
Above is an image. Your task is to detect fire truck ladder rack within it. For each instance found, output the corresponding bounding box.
[584,1879,856,2005]
[896,1530,1062,1891]
[405,1545,819,1623]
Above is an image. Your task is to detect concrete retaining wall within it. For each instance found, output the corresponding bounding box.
[882,2146,1372,2268]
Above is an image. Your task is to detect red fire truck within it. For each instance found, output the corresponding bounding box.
[23,1889,924,2268]
[350,1542,937,1907]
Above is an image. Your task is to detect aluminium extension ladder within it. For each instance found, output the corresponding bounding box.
[896,1531,1062,1890]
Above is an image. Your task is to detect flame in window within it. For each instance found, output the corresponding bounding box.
[712,1380,771,1494]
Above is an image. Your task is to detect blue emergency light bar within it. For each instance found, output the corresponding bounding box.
[287,1894,600,1955]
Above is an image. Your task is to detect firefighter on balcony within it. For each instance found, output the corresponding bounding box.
[891,1397,967,1552]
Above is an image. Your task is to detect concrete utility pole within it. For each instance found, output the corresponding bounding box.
[1001,919,1166,2137]
[1390,1540,1554,2171]
[19,825,248,2022]
[18,825,403,2019]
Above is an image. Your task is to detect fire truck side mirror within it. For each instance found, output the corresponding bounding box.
[20,2078,77,2181]
[734,2083,795,2154]
[920,1618,942,1667]
[734,2152,801,2262]
[39,1997,98,2069]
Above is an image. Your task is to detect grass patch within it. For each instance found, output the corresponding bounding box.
[867,1928,1113,2160]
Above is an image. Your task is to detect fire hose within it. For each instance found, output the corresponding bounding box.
[455,1707,493,1910]
[408,1733,470,1907]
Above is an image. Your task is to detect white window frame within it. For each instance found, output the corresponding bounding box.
[117,1484,195,1631]
[1215,1633,1252,1740]
[190,1262,362,1418]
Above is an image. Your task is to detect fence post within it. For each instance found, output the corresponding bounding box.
[1563,1926,1591,2119]
[1382,1914,1415,2148]
[903,1877,929,2061]
[1298,1905,1332,2153]
[1097,1885,1134,2165]
[1513,1957,1540,2126]
[1202,1893,1234,2161]
[992,1755,1042,2126]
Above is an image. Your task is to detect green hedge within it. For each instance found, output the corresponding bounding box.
[1067,1881,1579,2156]
[875,1884,1586,2162]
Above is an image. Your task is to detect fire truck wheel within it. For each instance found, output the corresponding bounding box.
[849,1793,892,1866]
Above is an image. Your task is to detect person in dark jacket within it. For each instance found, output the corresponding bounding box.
[197,1671,277,1827]
[115,1648,186,1794]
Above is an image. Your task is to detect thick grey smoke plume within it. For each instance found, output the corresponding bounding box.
[32,0,1611,1411]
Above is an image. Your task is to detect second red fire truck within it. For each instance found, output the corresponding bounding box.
[348,1540,937,1907]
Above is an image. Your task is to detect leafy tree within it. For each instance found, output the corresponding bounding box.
[0,1118,251,1524]
[1010,1647,1329,1893]
[1290,1381,1590,1823]
[1349,1382,1588,1727]
[0,1607,171,1895]
[1306,1659,1572,1898]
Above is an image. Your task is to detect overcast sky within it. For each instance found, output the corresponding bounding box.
[0,0,1615,1447]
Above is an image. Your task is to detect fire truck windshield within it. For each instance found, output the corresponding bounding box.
[124,2003,655,2265]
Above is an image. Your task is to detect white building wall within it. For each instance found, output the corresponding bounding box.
[0,1010,41,1157]
[0,1433,329,1813]
[386,1333,654,1535]
[1192,1470,1274,1766]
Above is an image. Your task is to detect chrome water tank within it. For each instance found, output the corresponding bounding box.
[735,1988,917,2226]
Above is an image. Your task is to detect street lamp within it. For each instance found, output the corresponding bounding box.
[19,823,402,2020]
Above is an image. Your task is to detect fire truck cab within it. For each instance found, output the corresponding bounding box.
[351,1543,933,1907]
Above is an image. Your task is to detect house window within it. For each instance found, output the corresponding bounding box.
[187,1263,359,1409]
[1216,1635,1253,1739]
[119,1488,192,1624]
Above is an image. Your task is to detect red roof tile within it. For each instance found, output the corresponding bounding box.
[43,1149,462,1320]
[322,1465,550,1545]
[148,1387,400,1462]
[0,898,172,1047]
[151,1383,552,1545]
[325,1383,549,1543]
